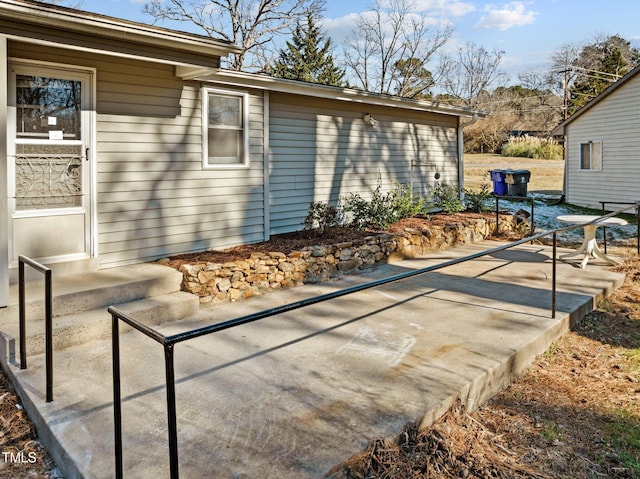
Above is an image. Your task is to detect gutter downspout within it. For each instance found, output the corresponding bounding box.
[457,113,479,194]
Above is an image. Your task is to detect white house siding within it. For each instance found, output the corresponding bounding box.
[269,92,459,234]
[9,43,265,267]
[565,74,640,209]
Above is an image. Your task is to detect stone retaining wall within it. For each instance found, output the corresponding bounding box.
[178,214,528,303]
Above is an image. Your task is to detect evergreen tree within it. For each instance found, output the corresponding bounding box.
[272,12,345,87]
[393,58,434,99]
[568,35,640,114]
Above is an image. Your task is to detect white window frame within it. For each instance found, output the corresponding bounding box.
[202,87,250,169]
[579,140,603,171]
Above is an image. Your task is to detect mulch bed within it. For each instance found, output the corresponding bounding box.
[166,212,498,269]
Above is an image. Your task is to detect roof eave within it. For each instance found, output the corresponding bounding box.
[185,67,487,118]
[553,63,640,133]
[0,0,241,58]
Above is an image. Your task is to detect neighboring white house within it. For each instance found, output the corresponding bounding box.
[553,64,640,209]
[0,0,483,306]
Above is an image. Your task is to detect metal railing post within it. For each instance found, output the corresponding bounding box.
[18,256,54,401]
[45,269,53,403]
[601,203,608,254]
[552,232,557,319]
[530,197,535,237]
[495,196,499,234]
[112,313,123,479]
[19,259,26,369]
[165,344,180,479]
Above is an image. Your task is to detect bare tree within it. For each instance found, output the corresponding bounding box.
[143,0,325,70]
[438,42,506,108]
[342,0,453,96]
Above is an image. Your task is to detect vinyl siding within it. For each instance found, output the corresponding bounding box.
[269,92,459,234]
[9,42,265,267]
[565,73,640,209]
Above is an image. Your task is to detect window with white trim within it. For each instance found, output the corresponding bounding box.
[579,140,602,171]
[203,89,249,168]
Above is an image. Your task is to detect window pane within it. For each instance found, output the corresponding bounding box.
[580,143,591,169]
[208,129,242,164]
[591,141,602,170]
[16,75,81,139]
[208,94,241,128]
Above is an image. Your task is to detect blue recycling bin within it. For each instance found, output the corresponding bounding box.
[489,169,508,196]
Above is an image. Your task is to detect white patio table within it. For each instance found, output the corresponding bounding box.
[556,214,628,269]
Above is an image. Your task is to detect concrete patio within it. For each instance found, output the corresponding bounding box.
[0,240,626,478]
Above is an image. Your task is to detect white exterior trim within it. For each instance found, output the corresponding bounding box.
[201,86,251,170]
[7,59,97,267]
[200,69,485,119]
[263,90,270,242]
[0,34,8,307]
[0,0,239,58]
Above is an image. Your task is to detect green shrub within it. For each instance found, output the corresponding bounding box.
[391,182,430,219]
[342,181,431,230]
[501,135,563,160]
[432,183,465,214]
[303,201,344,234]
[342,181,397,230]
[464,184,493,212]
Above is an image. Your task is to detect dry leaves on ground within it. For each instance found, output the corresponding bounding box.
[0,371,57,478]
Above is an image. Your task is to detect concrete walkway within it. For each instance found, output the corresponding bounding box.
[3,241,625,479]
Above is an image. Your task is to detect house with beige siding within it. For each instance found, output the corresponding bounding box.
[553,64,640,209]
[0,0,482,306]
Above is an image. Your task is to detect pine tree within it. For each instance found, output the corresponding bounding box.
[568,35,640,114]
[272,12,345,87]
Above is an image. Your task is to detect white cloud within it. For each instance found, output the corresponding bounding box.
[321,13,361,45]
[413,0,476,17]
[474,2,537,31]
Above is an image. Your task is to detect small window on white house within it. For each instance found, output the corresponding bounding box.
[203,89,249,168]
[579,141,602,171]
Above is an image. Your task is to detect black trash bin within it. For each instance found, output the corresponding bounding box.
[505,169,530,197]
[488,169,509,196]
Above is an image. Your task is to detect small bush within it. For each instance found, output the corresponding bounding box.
[464,184,492,213]
[501,135,563,160]
[342,181,397,230]
[303,201,344,234]
[391,183,431,219]
[342,181,430,230]
[432,183,465,214]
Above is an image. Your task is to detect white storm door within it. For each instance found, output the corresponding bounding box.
[8,63,93,265]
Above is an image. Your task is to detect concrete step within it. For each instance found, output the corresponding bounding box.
[1,291,199,358]
[0,262,197,362]
[0,263,184,325]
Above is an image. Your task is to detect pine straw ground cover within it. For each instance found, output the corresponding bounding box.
[1,254,639,478]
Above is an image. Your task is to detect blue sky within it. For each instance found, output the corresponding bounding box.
[72,0,640,82]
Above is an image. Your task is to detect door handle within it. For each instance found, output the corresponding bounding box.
[85,147,89,161]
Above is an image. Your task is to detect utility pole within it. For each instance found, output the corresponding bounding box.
[562,68,569,120]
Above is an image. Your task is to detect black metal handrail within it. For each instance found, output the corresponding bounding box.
[18,255,54,403]
[110,203,640,479]
[600,201,640,255]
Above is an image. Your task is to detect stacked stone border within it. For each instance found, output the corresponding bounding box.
[178,214,528,304]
